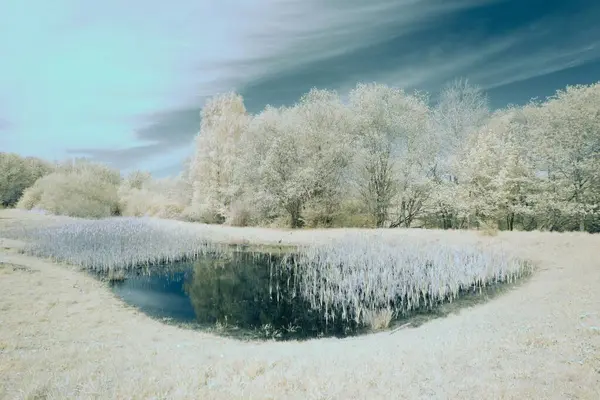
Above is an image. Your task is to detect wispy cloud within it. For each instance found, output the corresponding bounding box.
[2,0,599,175]
[469,7,600,90]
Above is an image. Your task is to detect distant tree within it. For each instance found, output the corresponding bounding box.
[121,170,152,190]
[0,152,54,207]
[293,88,354,227]
[431,79,490,180]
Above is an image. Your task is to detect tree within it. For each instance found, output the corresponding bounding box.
[121,170,152,190]
[348,83,432,227]
[187,92,250,223]
[0,153,54,207]
[454,106,538,230]
[241,89,352,228]
[493,105,542,231]
[431,79,490,179]
[427,78,490,229]
[531,83,600,231]
[294,88,354,226]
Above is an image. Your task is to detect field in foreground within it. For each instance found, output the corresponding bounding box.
[0,209,599,399]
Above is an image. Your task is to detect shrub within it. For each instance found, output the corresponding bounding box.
[17,162,120,218]
[118,173,191,219]
[479,219,500,236]
[224,199,253,227]
[118,187,186,219]
[329,199,375,228]
[362,307,395,331]
[181,203,225,224]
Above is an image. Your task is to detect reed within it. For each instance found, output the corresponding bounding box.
[0,217,226,272]
[282,233,531,327]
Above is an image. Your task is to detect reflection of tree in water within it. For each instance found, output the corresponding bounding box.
[184,251,359,339]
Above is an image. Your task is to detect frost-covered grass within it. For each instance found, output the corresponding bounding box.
[285,234,531,327]
[1,217,228,272]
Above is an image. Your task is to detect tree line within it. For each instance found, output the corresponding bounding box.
[2,79,599,232]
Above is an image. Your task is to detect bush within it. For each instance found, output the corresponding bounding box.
[181,203,224,224]
[224,199,253,227]
[118,173,191,219]
[17,163,120,219]
[119,188,187,219]
[329,199,375,228]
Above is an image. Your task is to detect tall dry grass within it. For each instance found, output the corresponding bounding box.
[1,217,225,272]
[284,233,530,327]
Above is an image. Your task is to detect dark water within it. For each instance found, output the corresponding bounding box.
[103,251,363,340]
[101,250,517,341]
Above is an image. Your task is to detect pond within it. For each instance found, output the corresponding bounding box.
[102,250,364,340]
[100,248,516,341]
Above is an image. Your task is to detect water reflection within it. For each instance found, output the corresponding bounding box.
[107,251,361,340]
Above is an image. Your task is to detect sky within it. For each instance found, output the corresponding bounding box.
[1,0,599,177]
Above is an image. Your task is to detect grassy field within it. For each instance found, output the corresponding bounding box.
[0,209,599,399]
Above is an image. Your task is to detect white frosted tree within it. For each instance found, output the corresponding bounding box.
[493,105,543,230]
[454,106,539,230]
[121,170,152,190]
[294,88,354,226]
[431,78,490,179]
[531,83,600,231]
[187,92,250,223]
[245,105,311,228]
[240,89,353,228]
[348,83,433,227]
[427,78,490,229]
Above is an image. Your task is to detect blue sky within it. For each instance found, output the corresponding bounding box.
[1,0,599,176]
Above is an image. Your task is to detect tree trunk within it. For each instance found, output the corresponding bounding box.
[287,200,303,229]
[441,211,452,230]
[375,208,387,228]
[507,212,515,231]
